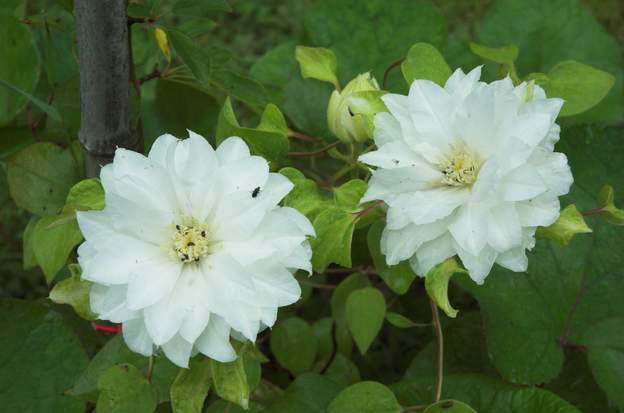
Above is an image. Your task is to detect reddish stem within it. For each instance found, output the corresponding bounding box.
[581,207,606,216]
[354,200,384,219]
[93,323,122,333]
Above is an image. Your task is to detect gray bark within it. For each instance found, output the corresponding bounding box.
[74,0,142,178]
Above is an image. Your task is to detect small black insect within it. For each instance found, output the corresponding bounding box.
[200,230,206,237]
[252,186,261,198]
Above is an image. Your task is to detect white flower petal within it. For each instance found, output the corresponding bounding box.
[216,136,250,164]
[516,194,561,227]
[448,202,489,256]
[496,247,528,272]
[387,188,468,226]
[501,164,548,201]
[410,232,455,276]
[381,218,449,265]
[373,112,402,146]
[122,318,153,357]
[487,203,522,252]
[161,334,194,368]
[444,66,482,99]
[530,149,573,196]
[195,315,236,362]
[362,165,443,202]
[148,133,179,166]
[90,284,137,323]
[126,257,182,310]
[454,242,497,285]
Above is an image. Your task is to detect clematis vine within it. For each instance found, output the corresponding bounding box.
[76,132,314,367]
[360,67,573,283]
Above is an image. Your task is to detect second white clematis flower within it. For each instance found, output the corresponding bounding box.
[360,67,573,284]
[77,132,314,367]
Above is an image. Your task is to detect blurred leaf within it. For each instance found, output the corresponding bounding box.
[49,264,95,320]
[211,69,270,110]
[0,13,40,125]
[597,184,624,225]
[250,42,296,103]
[386,312,425,329]
[393,374,580,413]
[323,354,360,388]
[96,364,157,413]
[22,215,38,270]
[216,97,288,165]
[536,204,592,245]
[7,142,81,216]
[423,400,477,413]
[170,358,212,413]
[265,373,342,413]
[346,287,386,354]
[211,351,250,410]
[295,46,339,88]
[331,272,370,326]
[313,317,353,366]
[469,42,518,65]
[172,0,231,15]
[425,258,466,318]
[0,299,88,413]
[310,206,356,272]
[271,317,317,375]
[327,381,401,413]
[401,42,452,86]
[154,28,171,63]
[543,60,615,116]
[478,0,623,122]
[0,78,61,122]
[32,212,83,283]
[167,29,212,84]
[367,221,417,295]
[0,127,33,160]
[284,75,333,140]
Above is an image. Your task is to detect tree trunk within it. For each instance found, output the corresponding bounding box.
[74,0,142,178]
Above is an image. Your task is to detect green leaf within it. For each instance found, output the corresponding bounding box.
[0,14,40,125]
[333,179,366,210]
[331,272,371,326]
[425,258,466,318]
[346,287,386,354]
[22,216,39,270]
[64,178,105,212]
[211,351,250,410]
[172,0,232,15]
[0,78,62,122]
[313,317,353,366]
[386,312,426,329]
[7,142,81,216]
[32,212,83,283]
[271,317,318,375]
[452,125,624,404]
[265,373,342,413]
[170,358,212,413]
[327,382,401,413]
[392,374,581,413]
[323,354,361,388]
[97,364,157,413]
[543,60,615,116]
[0,299,88,413]
[424,400,477,413]
[49,264,95,320]
[367,221,417,294]
[478,0,623,122]
[310,207,356,272]
[536,204,592,245]
[167,29,212,84]
[597,184,624,225]
[68,335,178,403]
[279,167,328,222]
[216,97,289,165]
[210,69,270,110]
[469,42,518,65]
[401,42,452,86]
[295,46,339,89]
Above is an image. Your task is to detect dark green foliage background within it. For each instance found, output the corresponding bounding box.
[1,0,623,412]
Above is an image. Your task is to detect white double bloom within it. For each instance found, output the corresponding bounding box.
[77,133,314,367]
[360,67,573,283]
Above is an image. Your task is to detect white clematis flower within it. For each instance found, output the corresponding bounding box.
[359,67,573,284]
[77,132,314,367]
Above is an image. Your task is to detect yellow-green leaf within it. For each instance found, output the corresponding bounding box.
[536,204,592,245]
[425,258,467,318]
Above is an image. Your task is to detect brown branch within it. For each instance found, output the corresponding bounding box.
[288,141,339,157]
[581,207,606,216]
[127,16,154,25]
[354,200,384,219]
[139,67,161,85]
[383,57,405,89]
[429,298,444,402]
[287,128,323,143]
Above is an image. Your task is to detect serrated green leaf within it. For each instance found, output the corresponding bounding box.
[310,207,356,272]
[0,299,88,413]
[211,351,250,410]
[367,221,417,295]
[271,317,317,375]
[64,178,105,212]
[295,46,339,88]
[469,42,518,64]
[33,212,83,283]
[346,287,386,354]
[49,267,95,320]
[424,400,477,413]
[328,381,401,413]
[425,258,466,318]
[401,42,452,86]
[0,14,41,125]
[536,204,592,245]
[216,97,289,165]
[597,184,624,225]
[170,358,212,413]
[7,142,81,216]
[544,60,615,116]
[97,364,157,413]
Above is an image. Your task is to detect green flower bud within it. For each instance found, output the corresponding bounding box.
[327,72,386,143]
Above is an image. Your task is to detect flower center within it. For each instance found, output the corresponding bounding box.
[440,143,481,187]
[171,222,211,263]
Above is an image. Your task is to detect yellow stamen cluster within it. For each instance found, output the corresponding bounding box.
[440,143,480,187]
[172,222,210,263]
